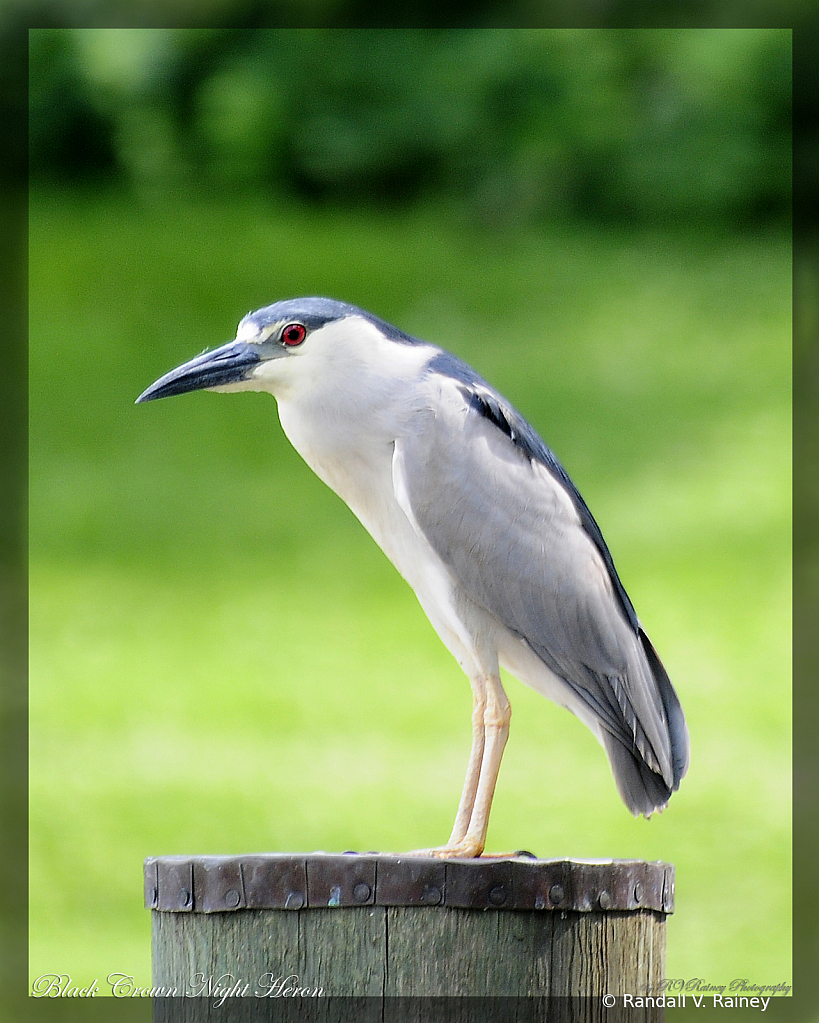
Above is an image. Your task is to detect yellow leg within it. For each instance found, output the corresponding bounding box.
[446,685,487,845]
[411,675,510,859]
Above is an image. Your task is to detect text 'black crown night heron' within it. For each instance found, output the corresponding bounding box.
[137,297,689,857]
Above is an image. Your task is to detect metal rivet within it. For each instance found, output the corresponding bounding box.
[421,886,442,906]
[488,885,507,906]
[285,891,305,910]
[599,889,612,910]
[353,882,371,903]
[179,888,191,908]
[633,883,642,904]
[224,889,241,908]
[549,884,565,905]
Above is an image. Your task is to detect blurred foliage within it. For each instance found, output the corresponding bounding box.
[29,27,791,227]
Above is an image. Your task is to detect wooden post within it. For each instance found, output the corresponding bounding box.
[146,853,673,1016]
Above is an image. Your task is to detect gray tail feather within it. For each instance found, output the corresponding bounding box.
[602,735,676,816]
[639,629,690,788]
[604,630,690,817]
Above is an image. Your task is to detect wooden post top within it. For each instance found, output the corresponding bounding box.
[145,853,674,915]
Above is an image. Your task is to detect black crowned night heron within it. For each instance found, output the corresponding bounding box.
[137,297,689,858]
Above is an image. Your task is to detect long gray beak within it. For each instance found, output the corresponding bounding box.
[135,339,262,403]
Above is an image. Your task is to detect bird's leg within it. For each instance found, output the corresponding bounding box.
[446,684,488,845]
[410,675,510,859]
[455,676,511,856]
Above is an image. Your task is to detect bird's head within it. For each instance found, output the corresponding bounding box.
[136,296,427,406]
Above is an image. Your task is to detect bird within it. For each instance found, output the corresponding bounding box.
[136,296,689,858]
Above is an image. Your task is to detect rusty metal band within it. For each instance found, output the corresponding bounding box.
[145,854,674,915]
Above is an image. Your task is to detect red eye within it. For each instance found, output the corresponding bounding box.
[281,323,306,347]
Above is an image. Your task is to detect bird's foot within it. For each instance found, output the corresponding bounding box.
[406,838,485,859]
[405,843,537,860]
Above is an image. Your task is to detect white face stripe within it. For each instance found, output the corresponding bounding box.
[236,317,282,344]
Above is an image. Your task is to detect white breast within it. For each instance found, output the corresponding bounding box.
[275,379,499,676]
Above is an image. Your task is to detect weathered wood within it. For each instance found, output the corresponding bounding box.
[148,853,672,1017]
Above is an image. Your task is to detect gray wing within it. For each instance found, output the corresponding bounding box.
[394,367,689,814]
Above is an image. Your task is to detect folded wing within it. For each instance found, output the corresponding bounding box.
[393,364,689,815]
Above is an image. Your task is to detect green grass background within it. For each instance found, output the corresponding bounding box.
[29,188,791,992]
